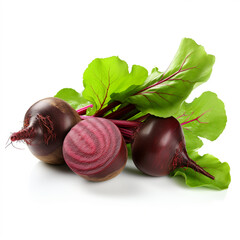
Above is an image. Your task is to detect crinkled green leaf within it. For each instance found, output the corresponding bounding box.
[82,56,148,115]
[173,91,227,152]
[55,88,91,110]
[171,152,231,190]
[121,38,215,117]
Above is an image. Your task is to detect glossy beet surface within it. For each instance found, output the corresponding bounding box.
[132,116,214,179]
[63,117,128,181]
[11,97,81,164]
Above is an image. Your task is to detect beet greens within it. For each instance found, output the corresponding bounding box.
[81,38,215,119]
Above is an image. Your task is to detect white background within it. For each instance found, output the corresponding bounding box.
[1,0,240,239]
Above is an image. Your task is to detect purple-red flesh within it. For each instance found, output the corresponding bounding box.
[63,117,128,181]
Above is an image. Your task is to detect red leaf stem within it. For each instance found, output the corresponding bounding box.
[76,104,93,115]
[94,101,121,117]
[104,104,136,120]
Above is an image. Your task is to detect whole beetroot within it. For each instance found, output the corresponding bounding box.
[11,97,81,164]
[131,116,214,179]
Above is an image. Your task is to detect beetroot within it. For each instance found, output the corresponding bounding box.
[63,117,128,181]
[11,97,81,164]
[131,116,214,179]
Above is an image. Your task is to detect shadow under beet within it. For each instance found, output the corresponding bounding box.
[37,161,74,174]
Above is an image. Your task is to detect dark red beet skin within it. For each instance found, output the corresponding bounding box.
[11,97,81,164]
[132,116,214,179]
[63,117,128,181]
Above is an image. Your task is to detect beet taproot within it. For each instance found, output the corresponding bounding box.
[11,97,81,164]
[131,116,214,179]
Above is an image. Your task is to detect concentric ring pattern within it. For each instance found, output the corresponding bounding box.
[63,117,127,180]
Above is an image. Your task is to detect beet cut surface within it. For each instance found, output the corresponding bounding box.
[63,117,128,181]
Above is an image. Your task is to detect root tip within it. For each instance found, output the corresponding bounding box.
[10,134,17,142]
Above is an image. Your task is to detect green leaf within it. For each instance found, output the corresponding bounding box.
[183,131,203,153]
[55,88,91,110]
[82,56,148,115]
[111,67,163,103]
[126,143,132,159]
[173,91,227,152]
[171,152,231,190]
[123,38,215,117]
